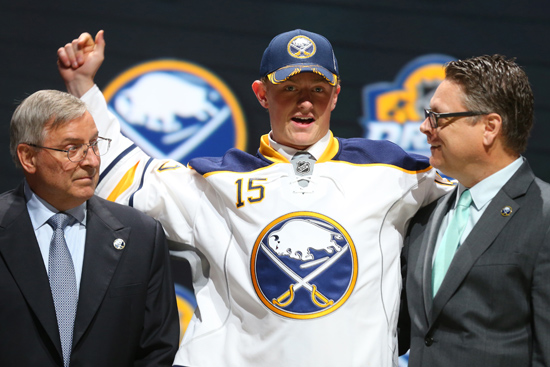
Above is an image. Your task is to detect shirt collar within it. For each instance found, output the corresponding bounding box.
[268,130,331,161]
[458,156,524,210]
[24,180,87,230]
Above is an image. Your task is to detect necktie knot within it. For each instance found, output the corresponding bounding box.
[47,213,72,231]
[457,189,472,209]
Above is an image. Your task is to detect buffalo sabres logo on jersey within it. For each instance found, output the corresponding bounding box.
[251,212,357,319]
[288,35,316,59]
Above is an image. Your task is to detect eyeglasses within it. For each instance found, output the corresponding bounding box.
[27,137,112,162]
[424,109,489,129]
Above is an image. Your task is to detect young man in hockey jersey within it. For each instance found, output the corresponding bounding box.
[57,29,452,366]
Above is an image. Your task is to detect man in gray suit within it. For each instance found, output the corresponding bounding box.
[400,54,550,366]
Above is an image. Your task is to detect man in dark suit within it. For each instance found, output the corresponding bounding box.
[1,89,179,366]
[399,54,550,366]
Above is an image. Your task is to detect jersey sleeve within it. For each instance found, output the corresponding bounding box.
[81,85,134,171]
[419,165,455,206]
[80,85,203,247]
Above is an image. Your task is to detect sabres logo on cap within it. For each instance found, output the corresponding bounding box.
[288,36,316,59]
[251,212,357,319]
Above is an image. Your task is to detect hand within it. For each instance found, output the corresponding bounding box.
[57,30,105,97]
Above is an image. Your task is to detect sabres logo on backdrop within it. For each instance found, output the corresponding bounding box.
[360,54,455,157]
[251,212,357,319]
[103,60,247,164]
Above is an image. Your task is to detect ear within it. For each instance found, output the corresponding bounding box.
[482,112,502,147]
[252,80,269,109]
[17,144,38,174]
[330,84,341,111]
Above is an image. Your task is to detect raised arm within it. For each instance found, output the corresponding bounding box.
[57,30,105,98]
[57,30,134,171]
[55,31,199,248]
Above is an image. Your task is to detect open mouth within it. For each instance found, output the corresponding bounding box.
[292,116,314,124]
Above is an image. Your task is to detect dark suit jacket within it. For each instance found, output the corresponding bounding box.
[400,161,550,367]
[0,184,179,367]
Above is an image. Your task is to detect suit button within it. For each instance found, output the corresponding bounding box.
[425,336,434,346]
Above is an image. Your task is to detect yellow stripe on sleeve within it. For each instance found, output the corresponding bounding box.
[106,161,140,202]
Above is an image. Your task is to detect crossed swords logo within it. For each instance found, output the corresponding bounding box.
[289,38,314,58]
[260,242,349,309]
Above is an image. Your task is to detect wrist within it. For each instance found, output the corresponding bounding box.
[65,78,95,98]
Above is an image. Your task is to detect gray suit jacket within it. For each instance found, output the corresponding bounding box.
[0,183,179,366]
[400,161,550,367]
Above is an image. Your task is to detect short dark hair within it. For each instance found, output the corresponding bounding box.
[445,54,534,154]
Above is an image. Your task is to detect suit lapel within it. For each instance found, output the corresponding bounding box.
[72,196,130,348]
[0,185,62,357]
[429,162,534,326]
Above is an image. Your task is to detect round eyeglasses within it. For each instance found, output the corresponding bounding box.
[424,109,489,129]
[27,137,112,162]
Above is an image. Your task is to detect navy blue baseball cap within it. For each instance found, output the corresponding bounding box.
[259,29,339,86]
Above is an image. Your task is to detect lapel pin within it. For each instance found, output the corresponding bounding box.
[500,206,512,217]
[113,238,126,250]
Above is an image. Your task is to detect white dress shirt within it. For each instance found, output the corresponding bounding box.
[434,156,524,257]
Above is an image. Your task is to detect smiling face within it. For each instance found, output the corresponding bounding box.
[252,72,340,150]
[420,79,488,184]
[19,111,100,211]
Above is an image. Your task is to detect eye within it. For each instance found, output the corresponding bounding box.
[285,85,297,92]
[65,144,81,152]
[313,87,324,93]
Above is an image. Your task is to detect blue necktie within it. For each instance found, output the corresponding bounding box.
[47,213,78,367]
[432,189,472,297]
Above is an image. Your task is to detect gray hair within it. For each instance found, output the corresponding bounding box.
[10,90,87,168]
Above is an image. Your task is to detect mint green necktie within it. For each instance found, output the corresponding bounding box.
[432,189,472,297]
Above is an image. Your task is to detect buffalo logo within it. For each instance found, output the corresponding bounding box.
[288,36,316,59]
[251,212,357,319]
[360,54,455,157]
[103,60,247,164]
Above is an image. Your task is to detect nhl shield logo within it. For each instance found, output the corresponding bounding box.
[251,212,357,319]
[103,60,247,164]
[296,161,311,174]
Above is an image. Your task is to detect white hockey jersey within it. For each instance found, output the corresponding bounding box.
[83,85,452,367]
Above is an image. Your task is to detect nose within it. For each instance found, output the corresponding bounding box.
[80,145,100,168]
[419,116,432,136]
[297,91,313,110]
